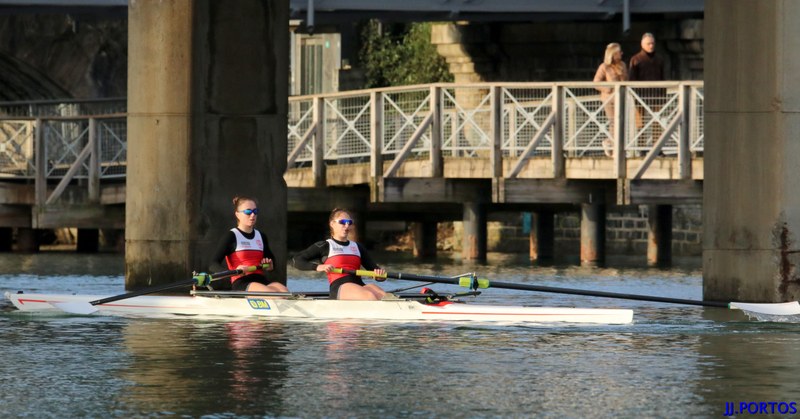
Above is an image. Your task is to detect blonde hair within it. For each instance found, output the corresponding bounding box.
[603,43,622,66]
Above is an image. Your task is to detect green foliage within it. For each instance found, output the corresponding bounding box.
[360,21,453,88]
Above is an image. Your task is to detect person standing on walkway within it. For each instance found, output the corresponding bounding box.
[628,33,664,82]
[628,33,666,149]
[593,42,628,157]
[292,208,387,300]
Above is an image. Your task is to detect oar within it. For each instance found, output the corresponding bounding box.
[334,268,800,316]
[55,265,267,315]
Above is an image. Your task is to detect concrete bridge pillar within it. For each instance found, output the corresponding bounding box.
[705,0,800,302]
[462,202,487,260]
[412,221,438,259]
[580,203,605,265]
[530,210,555,261]
[647,205,672,266]
[126,1,288,289]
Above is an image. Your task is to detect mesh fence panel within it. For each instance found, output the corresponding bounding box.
[691,86,704,154]
[502,87,554,157]
[288,99,315,166]
[44,120,90,178]
[382,88,431,160]
[441,87,492,157]
[324,95,371,162]
[98,118,127,178]
[0,120,34,176]
[627,86,680,155]
[562,85,610,157]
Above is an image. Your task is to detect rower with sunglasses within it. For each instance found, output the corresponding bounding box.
[292,208,387,300]
[207,195,290,293]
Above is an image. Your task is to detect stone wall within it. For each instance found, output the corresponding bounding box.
[450,205,703,257]
[0,14,127,100]
[432,19,704,84]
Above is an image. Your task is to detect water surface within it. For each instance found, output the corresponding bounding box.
[2,253,798,418]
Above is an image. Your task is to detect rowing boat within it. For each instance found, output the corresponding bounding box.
[4,290,634,324]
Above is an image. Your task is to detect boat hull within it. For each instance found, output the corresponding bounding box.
[5,292,634,324]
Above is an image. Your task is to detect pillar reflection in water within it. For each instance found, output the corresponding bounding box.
[117,319,289,416]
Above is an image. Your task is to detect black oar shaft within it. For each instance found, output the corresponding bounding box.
[484,281,731,309]
[373,269,730,309]
[89,268,243,306]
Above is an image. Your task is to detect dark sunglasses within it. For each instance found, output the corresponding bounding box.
[336,219,354,226]
[239,208,259,216]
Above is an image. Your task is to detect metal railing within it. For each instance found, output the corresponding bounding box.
[0,82,703,204]
[288,81,703,182]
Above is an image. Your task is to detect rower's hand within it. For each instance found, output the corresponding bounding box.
[316,264,334,273]
[193,272,211,287]
[261,258,273,271]
[374,268,386,282]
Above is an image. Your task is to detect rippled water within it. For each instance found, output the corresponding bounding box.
[2,252,799,418]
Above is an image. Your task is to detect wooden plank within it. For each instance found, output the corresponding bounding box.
[287,187,369,212]
[32,204,125,229]
[0,204,31,227]
[381,178,492,203]
[0,183,34,204]
[625,179,702,205]
[497,178,614,204]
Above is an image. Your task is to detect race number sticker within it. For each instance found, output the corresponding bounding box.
[247,298,272,310]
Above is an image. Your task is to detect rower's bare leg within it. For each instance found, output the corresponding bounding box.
[337,283,380,300]
[246,281,290,297]
[364,284,386,299]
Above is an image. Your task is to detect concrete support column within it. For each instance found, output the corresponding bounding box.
[705,1,800,301]
[530,210,555,261]
[16,227,39,252]
[462,202,487,260]
[647,205,672,266]
[580,203,605,265]
[0,227,11,251]
[412,221,438,259]
[77,228,99,253]
[126,1,288,289]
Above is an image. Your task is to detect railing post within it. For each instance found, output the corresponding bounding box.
[614,84,626,179]
[551,85,564,178]
[370,91,383,201]
[312,96,325,187]
[430,85,442,178]
[490,85,502,179]
[34,118,46,208]
[88,118,100,202]
[678,84,691,179]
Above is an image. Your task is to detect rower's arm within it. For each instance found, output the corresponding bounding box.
[291,241,328,271]
[357,242,381,271]
[208,231,236,273]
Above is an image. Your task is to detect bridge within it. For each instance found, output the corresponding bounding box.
[0,80,703,260]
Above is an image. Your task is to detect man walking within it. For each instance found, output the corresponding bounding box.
[629,33,664,81]
[628,33,666,152]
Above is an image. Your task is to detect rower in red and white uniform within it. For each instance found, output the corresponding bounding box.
[209,195,289,293]
[292,208,386,300]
